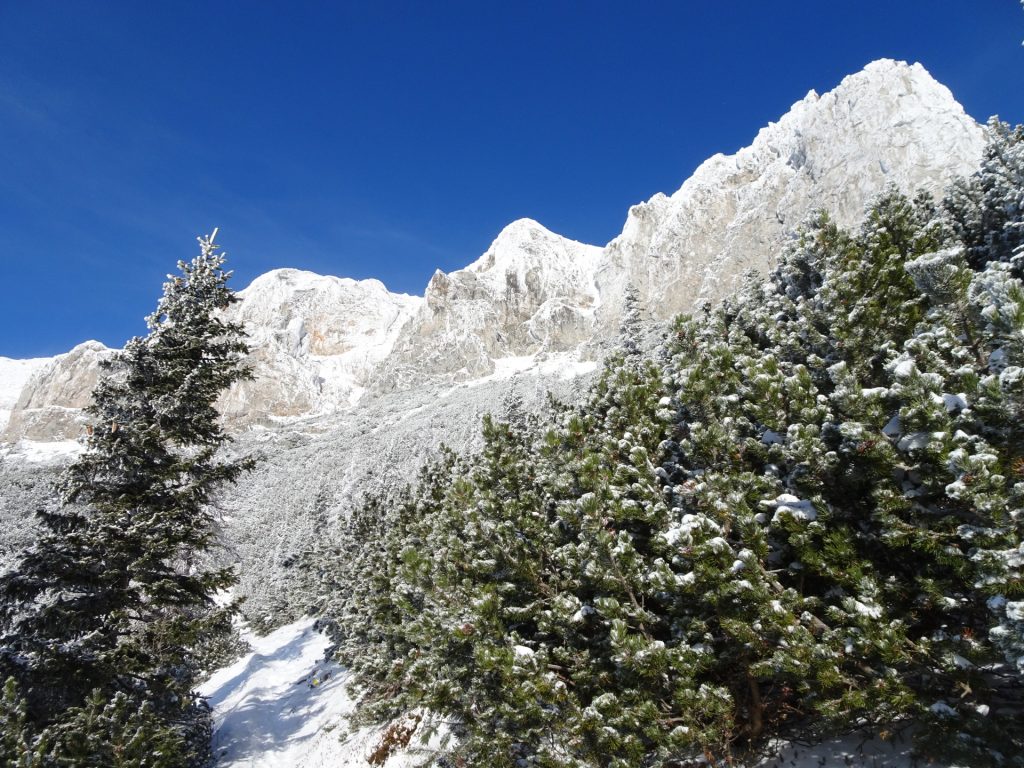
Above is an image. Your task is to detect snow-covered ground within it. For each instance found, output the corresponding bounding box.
[0,438,82,463]
[751,733,952,768]
[202,620,951,768]
[199,618,442,768]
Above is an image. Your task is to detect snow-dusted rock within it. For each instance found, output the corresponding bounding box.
[0,341,111,442]
[372,219,603,392]
[218,269,421,425]
[595,59,984,330]
[0,356,51,433]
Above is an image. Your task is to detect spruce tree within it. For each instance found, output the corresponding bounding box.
[0,231,252,765]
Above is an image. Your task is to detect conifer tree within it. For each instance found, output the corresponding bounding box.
[0,231,251,765]
[946,118,1024,275]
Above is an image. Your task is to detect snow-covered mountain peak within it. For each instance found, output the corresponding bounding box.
[376,218,604,391]
[673,58,979,218]
[599,58,985,327]
[461,217,602,295]
[215,267,422,423]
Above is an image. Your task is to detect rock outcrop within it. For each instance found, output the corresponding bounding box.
[372,218,603,391]
[1,341,111,442]
[217,269,421,425]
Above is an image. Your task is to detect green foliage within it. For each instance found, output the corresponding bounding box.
[945,117,1024,275]
[1,678,47,767]
[43,690,195,768]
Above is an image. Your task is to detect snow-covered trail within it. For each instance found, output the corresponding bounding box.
[198,618,355,767]
[199,618,442,768]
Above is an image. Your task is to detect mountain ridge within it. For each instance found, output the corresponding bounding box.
[0,59,986,447]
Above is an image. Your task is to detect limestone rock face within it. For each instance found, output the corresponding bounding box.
[0,357,51,433]
[372,219,603,392]
[593,59,985,330]
[1,341,111,442]
[0,60,989,444]
[217,269,421,425]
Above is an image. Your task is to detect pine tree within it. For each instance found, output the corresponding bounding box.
[0,231,252,765]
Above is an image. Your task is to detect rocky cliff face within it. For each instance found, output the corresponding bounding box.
[372,219,603,392]
[1,341,111,442]
[0,357,51,434]
[0,60,987,444]
[217,269,421,425]
[593,59,984,329]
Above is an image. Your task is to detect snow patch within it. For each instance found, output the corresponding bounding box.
[3,439,83,463]
[759,493,818,523]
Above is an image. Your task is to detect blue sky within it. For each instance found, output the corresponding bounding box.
[1,1,1021,357]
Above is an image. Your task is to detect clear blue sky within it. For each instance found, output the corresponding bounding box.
[1,1,1021,357]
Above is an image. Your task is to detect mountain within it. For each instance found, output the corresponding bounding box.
[594,59,984,326]
[1,341,110,443]
[218,269,421,424]
[0,60,984,447]
[372,218,604,392]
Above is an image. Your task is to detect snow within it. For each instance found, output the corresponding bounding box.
[929,701,958,717]
[931,392,969,412]
[199,618,352,767]
[848,598,883,619]
[513,644,535,659]
[1007,601,1024,621]
[1,439,83,463]
[486,354,599,383]
[893,359,917,379]
[897,431,946,452]
[760,493,818,522]
[200,618,443,768]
